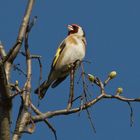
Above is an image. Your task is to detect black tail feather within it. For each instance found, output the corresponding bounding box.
[51,76,68,88]
[34,81,51,99]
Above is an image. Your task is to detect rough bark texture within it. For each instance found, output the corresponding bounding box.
[0,100,12,140]
[0,63,12,140]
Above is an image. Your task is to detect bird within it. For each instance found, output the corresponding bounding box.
[35,24,86,99]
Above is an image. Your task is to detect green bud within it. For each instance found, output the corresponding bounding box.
[88,74,95,83]
[108,71,117,79]
[117,87,123,94]
[15,80,19,86]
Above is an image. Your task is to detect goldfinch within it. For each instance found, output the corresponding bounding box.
[35,24,86,99]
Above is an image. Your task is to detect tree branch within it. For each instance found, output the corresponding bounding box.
[0,59,12,140]
[31,72,140,124]
[31,93,140,123]
[0,42,6,60]
[67,66,75,110]
[13,7,34,139]
[30,103,57,140]
[4,0,35,82]
[32,94,104,122]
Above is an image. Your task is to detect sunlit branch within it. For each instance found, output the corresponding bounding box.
[30,103,57,140]
[0,42,6,59]
[4,0,35,82]
[12,1,35,139]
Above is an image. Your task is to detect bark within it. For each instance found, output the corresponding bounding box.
[0,0,35,140]
[0,63,12,140]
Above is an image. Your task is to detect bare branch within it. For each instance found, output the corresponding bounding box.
[13,64,27,77]
[4,0,35,82]
[30,103,57,140]
[10,83,23,99]
[32,94,104,122]
[67,66,75,110]
[127,102,134,127]
[31,92,140,124]
[80,63,96,133]
[103,94,140,102]
[28,16,37,32]
[12,100,30,140]
[4,0,35,64]
[13,5,35,138]
[85,108,96,133]
[0,42,6,59]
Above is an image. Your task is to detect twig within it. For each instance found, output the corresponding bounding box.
[30,103,57,140]
[20,51,42,59]
[3,0,34,83]
[85,109,96,133]
[22,118,35,134]
[10,83,23,98]
[72,95,82,103]
[13,64,27,77]
[28,16,37,32]
[30,55,42,59]
[67,65,75,110]
[127,102,134,127]
[31,94,104,122]
[31,93,140,123]
[104,94,140,102]
[4,1,35,65]
[80,62,96,133]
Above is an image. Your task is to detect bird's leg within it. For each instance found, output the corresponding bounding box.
[67,64,75,110]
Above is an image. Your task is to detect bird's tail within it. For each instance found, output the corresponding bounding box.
[34,81,51,99]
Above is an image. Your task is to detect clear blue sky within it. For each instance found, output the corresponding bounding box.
[1,0,140,140]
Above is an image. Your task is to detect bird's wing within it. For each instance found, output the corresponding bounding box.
[46,40,66,83]
[51,40,66,69]
[51,75,68,88]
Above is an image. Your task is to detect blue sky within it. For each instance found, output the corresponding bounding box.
[1,0,140,140]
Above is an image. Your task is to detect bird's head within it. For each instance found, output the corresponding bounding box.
[68,24,85,37]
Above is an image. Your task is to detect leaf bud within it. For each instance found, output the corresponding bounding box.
[108,71,117,79]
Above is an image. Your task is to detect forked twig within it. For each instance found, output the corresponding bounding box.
[30,103,57,140]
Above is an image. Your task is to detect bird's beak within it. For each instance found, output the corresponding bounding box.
[68,25,73,31]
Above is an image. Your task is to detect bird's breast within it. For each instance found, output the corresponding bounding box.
[55,37,86,70]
